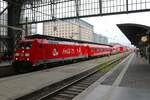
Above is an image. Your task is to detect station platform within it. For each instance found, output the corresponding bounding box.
[0,61,11,67]
[73,53,150,100]
[0,54,122,100]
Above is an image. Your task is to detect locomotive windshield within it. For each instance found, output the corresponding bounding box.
[16,42,32,49]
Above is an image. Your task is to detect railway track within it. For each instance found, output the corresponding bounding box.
[0,58,85,78]
[0,53,125,78]
[17,54,128,100]
[0,57,103,78]
[39,58,123,100]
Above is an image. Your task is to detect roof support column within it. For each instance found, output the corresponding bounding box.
[126,0,128,13]
[99,0,102,14]
[7,1,22,55]
[75,0,80,17]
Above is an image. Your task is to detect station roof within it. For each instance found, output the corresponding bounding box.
[117,23,150,47]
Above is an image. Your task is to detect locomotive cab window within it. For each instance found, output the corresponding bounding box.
[16,42,32,49]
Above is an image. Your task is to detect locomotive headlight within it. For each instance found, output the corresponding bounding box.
[25,53,30,57]
[15,53,19,56]
[27,58,30,61]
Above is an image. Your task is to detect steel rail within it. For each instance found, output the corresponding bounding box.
[39,56,124,100]
[16,53,129,100]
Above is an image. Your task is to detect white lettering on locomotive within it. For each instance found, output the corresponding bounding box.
[62,49,74,55]
[53,48,59,56]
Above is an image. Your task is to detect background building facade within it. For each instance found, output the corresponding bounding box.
[43,19,94,42]
[93,33,108,44]
[0,0,7,56]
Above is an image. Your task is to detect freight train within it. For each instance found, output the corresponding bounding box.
[12,35,125,71]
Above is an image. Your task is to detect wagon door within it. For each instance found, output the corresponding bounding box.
[33,42,46,66]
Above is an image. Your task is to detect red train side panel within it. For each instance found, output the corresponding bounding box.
[13,35,113,70]
[119,47,124,53]
[14,39,89,67]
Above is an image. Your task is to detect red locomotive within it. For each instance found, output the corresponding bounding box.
[13,35,114,71]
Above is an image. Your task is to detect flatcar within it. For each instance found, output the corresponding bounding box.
[13,35,112,71]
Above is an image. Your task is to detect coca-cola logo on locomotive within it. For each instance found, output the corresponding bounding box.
[52,48,59,56]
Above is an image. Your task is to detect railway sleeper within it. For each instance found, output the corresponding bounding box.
[70,86,86,90]
[53,94,73,99]
[67,88,83,92]
[77,82,92,86]
[58,93,76,98]
[63,90,79,95]
[74,84,90,87]
[79,81,95,85]
[51,96,71,100]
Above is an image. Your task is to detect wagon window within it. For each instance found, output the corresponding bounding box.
[101,48,103,52]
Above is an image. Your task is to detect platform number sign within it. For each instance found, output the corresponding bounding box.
[53,48,58,56]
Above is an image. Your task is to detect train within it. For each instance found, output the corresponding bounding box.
[12,35,125,71]
[111,45,125,54]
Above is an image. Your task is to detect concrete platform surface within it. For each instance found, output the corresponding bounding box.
[0,61,11,67]
[73,53,150,100]
[0,54,121,100]
[73,85,150,100]
[120,54,150,89]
